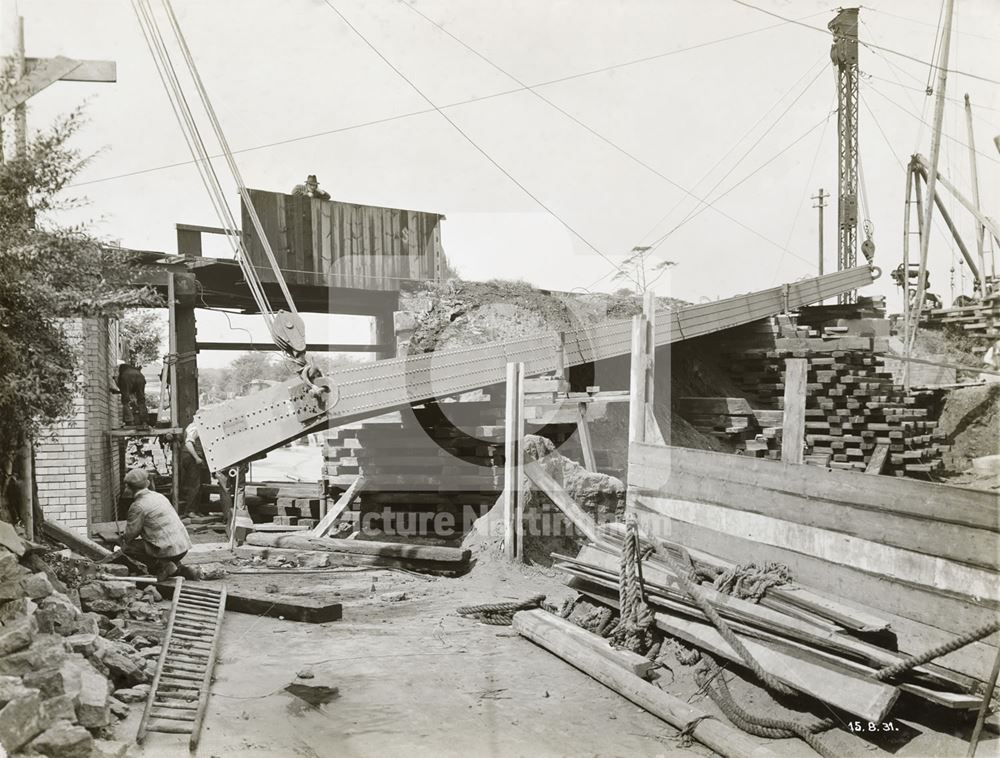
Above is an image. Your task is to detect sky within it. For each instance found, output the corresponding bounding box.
[13,0,1000,366]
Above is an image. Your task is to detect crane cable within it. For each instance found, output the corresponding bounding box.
[132,0,274,326]
[133,0,319,374]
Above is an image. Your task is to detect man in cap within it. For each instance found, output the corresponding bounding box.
[121,468,192,581]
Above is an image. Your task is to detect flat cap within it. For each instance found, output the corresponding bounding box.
[124,468,149,490]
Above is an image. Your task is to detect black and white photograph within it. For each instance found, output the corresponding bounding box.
[0,1,998,756]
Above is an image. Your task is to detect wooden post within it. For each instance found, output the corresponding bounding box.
[167,274,180,508]
[629,290,663,447]
[781,359,808,465]
[902,162,914,390]
[173,273,199,430]
[964,94,988,289]
[575,404,597,471]
[503,362,525,561]
[909,0,955,349]
[966,644,1000,757]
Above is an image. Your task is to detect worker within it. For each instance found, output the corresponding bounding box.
[115,362,149,428]
[121,468,192,581]
[291,174,330,200]
[179,421,209,516]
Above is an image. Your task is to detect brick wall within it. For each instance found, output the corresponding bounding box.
[35,317,120,535]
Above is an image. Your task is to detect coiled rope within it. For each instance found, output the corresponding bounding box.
[456,595,546,626]
[607,519,656,654]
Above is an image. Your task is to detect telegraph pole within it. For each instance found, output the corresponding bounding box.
[812,188,828,277]
[964,94,989,287]
[0,1,116,536]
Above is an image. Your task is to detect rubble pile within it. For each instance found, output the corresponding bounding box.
[0,524,166,757]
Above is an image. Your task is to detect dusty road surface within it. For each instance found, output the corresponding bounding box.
[124,545,990,758]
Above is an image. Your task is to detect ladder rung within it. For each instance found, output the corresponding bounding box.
[150,709,197,722]
[163,663,206,676]
[147,720,195,734]
[160,671,204,681]
[155,699,198,710]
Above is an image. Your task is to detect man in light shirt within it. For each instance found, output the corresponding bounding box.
[122,468,192,581]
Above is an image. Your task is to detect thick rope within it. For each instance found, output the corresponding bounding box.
[652,543,795,697]
[696,659,838,758]
[712,561,792,603]
[456,595,546,626]
[874,619,1000,681]
[607,519,656,654]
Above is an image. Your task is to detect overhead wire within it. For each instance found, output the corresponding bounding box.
[727,0,1000,86]
[865,6,1000,44]
[396,0,831,287]
[322,0,641,287]
[132,0,275,326]
[643,63,829,250]
[637,56,828,246]
[865,82,1000,166]
[771,89,836,283]
[69,10,830,191]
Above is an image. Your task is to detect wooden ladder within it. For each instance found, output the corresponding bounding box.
[137,578,226,751]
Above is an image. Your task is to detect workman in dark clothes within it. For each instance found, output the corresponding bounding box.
[116,363,149,427]
[179,421,209,516]
[121,468,192,581]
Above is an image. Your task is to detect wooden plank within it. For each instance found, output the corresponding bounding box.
[310,477,364,537]
[631,466,998,571]
[633,495,1000,600]
[865,444,890,474]
[677,397,755,415]
[781,359,807,464]
[576,404,597,471]
[652,608,898,722]
[503,362,525,561]
[630,444,999,533]
[41,518,111,560]
[628,315,646,444]
[523,462,600,544]
[24,57,116,82]
[631,515,999,680]
[512,610,779,758]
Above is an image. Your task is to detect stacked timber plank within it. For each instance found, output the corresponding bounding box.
[244,481,326,529]
[627,443,1000,691]
[675,397,782,457]
[728,345,946,475]
[323,402,505,539]
[921,293,1000,340]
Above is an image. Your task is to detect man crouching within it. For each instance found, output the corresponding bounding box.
[122,468,192,581]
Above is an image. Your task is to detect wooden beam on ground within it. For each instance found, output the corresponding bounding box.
[512,610,779,758]
[310,477,363,537]
[523,462,600,544]
[866,444,890,475]
[41,519,112,561]
[243,533,469,563]
[781,358,807,465]
[158,581,340,623]
[503,362,525,562]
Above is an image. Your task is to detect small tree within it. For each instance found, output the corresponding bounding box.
[612,246,677,295]
[0,110,157,515]
[120,310,165,368]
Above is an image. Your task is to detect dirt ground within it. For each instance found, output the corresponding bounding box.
[120,544,990,758]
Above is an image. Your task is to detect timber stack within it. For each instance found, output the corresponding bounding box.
[921,293,1000,342]
[726,347,947,475]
